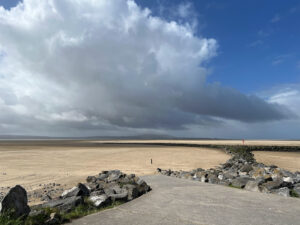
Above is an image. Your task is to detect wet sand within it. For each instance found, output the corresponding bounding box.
[91,139,300,146]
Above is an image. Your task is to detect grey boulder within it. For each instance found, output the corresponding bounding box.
[123,184,139,201]
[231,177,254,189]
[240,164,253,173]
[244,180,260,192]
[61,183,90,199]
[35,196,83,213]
[261,179,284,192]
[88,194,110,208]
[272,187,290,197]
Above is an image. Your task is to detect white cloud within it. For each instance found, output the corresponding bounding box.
[0,0,291,136]
[268,88,300,116]
[177,2,192,19]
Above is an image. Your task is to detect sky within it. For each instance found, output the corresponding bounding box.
[0,0,299,139]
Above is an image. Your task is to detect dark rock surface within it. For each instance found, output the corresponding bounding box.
[0,185,30,219]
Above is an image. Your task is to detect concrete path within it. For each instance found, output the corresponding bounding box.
[71,175,300,225]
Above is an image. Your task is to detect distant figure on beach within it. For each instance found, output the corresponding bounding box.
[242,139,245,145]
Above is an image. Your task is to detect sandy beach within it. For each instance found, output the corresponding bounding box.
[254,151,300,172]
[0,141,230,192]
[0,139,300,194]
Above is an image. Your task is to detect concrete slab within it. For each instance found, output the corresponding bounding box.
[71,175,300,225]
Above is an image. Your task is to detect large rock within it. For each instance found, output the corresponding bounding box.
[244,180,260,192]
[0,185,30,219]
[98,173,109,181]
[88,194,110,208]
[240,164,253,173]
[283,177,293,183]
[123,184,139,201]
[135,177,151,194]
[109,190,128,201]
[261,179,284,193]
[107,170,122,182]
[271,168,284,180]
[194,171,207,179]
[252,168,267,179]
[281,170,295,178]
[272,187,290,197]
[34,196,83,213]
[231,177,254,189]
[104,188,115,196]
[61,183,90,199]
[207,174,219,184]
[223,170,238,180]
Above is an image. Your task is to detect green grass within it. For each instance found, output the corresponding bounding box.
[61,200,124,222]
[290,189,299,198]
[0,200,126,225]
[0,212,23,225]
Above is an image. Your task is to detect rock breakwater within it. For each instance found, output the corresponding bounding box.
[158,148,300,198]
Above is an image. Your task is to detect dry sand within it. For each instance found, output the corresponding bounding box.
[254,151,300,172]
[0,141,230,192]
[1,139,300,194]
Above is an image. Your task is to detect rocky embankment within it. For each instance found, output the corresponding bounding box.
[158,148,300,198]
[0,170,151,224]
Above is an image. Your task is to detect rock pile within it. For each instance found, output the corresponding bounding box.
[158,149,300,198]
[1,170,151,222]
[31,170,151,213]
[28,182,65,203]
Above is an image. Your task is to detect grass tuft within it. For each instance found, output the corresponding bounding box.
[290,189,299,198]
[0,212,23,225]
[0,199,126,225]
